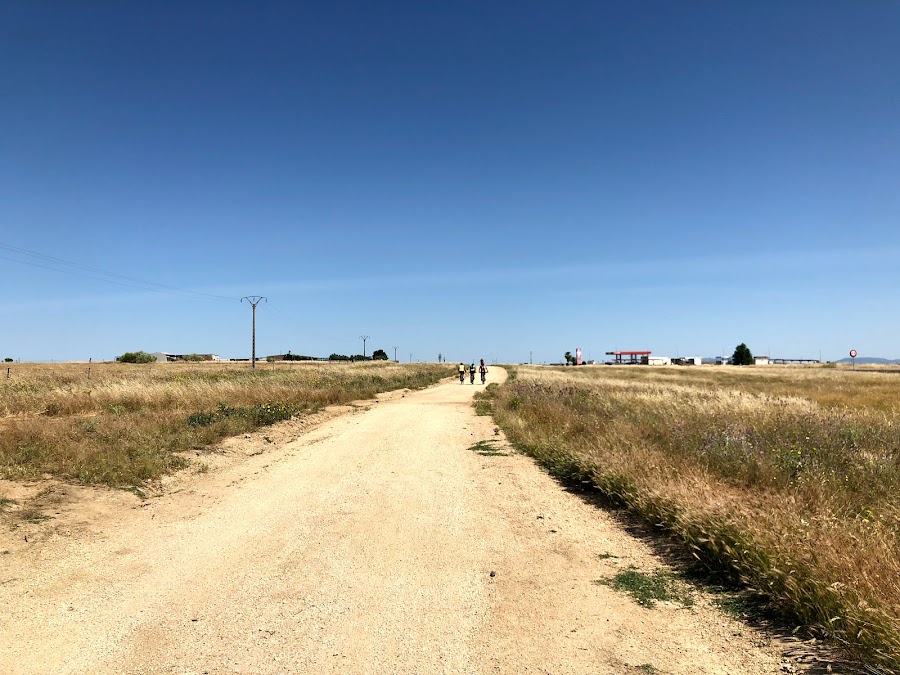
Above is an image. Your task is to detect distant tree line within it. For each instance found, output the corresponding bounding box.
[329,349,389,362]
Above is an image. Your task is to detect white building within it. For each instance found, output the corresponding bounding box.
[754,355,770,366]
[645,356,671,366]
[683,356,702,366]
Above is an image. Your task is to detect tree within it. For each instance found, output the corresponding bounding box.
[732,343,753,366]
[329,353,350,361]
[372,349,388,361]
[3,358,12,363]
[564,351,574,366]
[182,353,205,362]
[116,350,156,364]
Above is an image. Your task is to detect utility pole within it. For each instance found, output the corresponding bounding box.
[360,335,370,359]
[393,346,398,362]
[409,353,413,363]
[529,351,533,364]
[241,296,266,369]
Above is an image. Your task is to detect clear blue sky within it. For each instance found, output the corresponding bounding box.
[2,1,898,363]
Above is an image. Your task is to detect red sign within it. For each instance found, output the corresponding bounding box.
[850,349,858,358]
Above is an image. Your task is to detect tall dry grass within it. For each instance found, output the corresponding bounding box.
[1,361,448,486]
[481,365,900,671]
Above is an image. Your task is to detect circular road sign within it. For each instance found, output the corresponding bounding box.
[850,349,858,358]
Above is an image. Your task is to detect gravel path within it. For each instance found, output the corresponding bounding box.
[0,369,789,673]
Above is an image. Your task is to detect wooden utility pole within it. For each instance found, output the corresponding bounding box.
[241,296,267,369]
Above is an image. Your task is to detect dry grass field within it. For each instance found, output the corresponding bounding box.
[0,360,448,487]
[479,364,900,671]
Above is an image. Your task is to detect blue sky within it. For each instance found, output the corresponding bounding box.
[2,1,898,363]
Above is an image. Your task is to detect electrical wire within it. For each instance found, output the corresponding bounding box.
[0,241,237,302]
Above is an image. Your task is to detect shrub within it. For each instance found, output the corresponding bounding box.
[372,349,389,361]
[116,351,157,364]
[187,401,297,427]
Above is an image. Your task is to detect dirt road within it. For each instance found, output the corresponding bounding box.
[1,369,792,673]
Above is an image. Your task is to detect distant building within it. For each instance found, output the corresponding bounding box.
[606,351,651,365]
[152,352,220,362]
[715,356,731,365]
[754,355,770,366]
[643,356,671,366]
[672,356,701,366]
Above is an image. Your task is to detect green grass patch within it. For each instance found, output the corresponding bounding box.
[596,567,694,609]
[473,399,492,416]
[467,440,509,456]
[472,390,493,416]
[636,665,661,674]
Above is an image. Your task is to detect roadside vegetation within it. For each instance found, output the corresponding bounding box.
[595,568,694,609]
[479,365,900,671]
[0,361,447,487]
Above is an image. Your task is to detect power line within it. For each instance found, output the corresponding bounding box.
[0,253,176,294]
[0,241,236,302]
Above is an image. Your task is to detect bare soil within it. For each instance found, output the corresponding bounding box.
[0,369,837,673]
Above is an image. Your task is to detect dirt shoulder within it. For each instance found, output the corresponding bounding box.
[0,370,824,673]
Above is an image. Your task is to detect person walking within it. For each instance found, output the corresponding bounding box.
[469,363,476,384]
[458,362,466,384]
[479,359,488,384]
